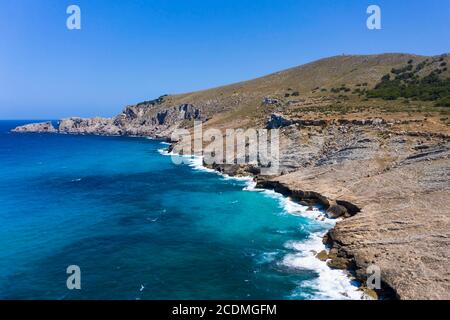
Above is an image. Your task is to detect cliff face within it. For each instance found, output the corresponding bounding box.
[261,120,450,299]
[14,100,203,137]
[58,117,119,135]
[111,101,203,137]
[11,53,450,299]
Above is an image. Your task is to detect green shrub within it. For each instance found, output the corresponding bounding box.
[367,63,450,103]
[415,61,426,72]
[436,97,450,107]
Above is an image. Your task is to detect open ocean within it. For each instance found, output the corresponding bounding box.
[0,120,361,300]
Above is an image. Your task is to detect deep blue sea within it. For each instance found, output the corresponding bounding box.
[0,120,361,300]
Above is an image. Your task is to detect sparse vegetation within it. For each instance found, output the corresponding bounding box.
[129,54,450,133]
[436,97,450,107]
[367,63,450,106]
[136,95,167,107]
[331,85,351,93]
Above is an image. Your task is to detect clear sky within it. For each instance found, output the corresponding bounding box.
[0,0,449,119]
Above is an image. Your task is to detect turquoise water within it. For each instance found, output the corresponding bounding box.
[0,121,359,300]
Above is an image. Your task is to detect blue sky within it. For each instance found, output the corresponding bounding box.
[0,0,449,119]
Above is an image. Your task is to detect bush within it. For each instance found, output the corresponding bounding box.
[435,97,450,107]
[366,63,450,103]
[392,65,413,74]
[415,61,426,72]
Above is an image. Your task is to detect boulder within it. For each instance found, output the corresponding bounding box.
[327,257,351,270]
[262,97,280,105]
[266,113,293,129]
[326,204,348,218]
[316,250,329,261]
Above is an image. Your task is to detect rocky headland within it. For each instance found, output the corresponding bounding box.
[12,121,57,133]
[12,53,450,299]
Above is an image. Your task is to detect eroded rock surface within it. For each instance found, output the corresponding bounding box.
[12,121,57,133]
[268,125,450,300]
[58,117,120,135]
[12,99,203,137]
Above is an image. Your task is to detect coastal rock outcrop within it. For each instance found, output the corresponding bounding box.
[58,117,121,135]
[12,100,204,137]
[12,121,57,133]
[110,101,203,136]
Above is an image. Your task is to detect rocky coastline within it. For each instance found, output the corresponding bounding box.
[12,112,450,300]
[12,120,381,297]
[11,54,450,300]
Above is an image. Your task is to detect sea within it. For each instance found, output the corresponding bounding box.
[0,120,362,300]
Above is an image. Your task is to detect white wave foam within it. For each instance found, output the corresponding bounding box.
[282,233,363,300]
[185,156,218,174]
[255,251,280,264]
[157,142,254,179]
[243,183,363,299]
[157,148,169,155]
[157,142,363,300]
